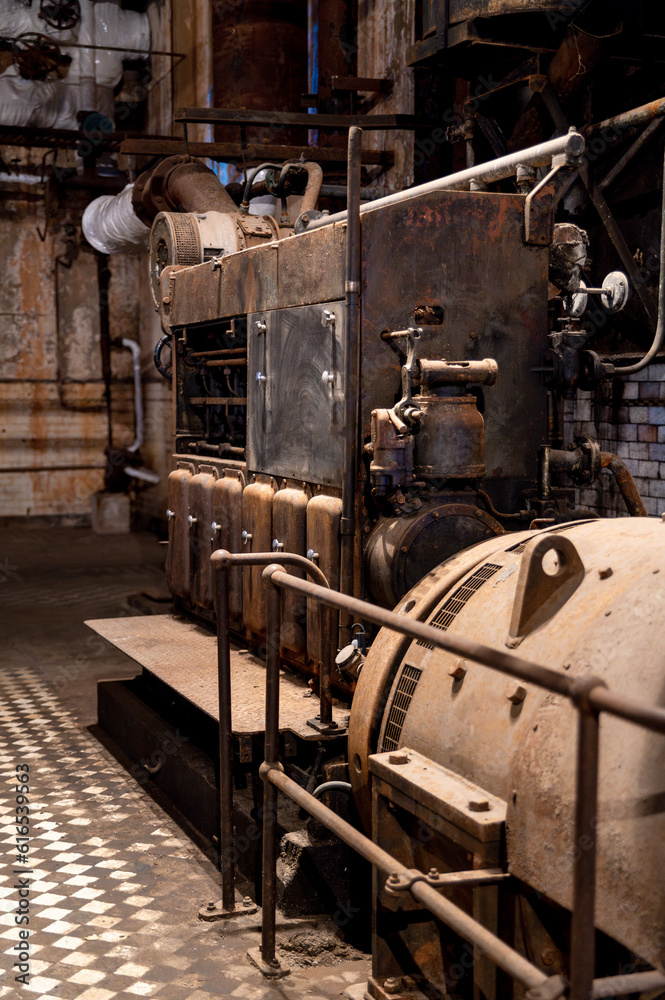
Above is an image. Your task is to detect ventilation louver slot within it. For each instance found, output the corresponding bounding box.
[507,540,527,554]
[417,562,502,650]
[382,664,422,752]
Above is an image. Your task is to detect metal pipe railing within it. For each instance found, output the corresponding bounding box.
[255,562,665,996]
[302,128,585,232]
[210,549,330,914]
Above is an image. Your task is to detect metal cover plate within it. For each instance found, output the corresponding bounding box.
[86,615,347,738]
[247,302,345,485]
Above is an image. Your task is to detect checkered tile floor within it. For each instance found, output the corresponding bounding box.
[0,663,369,999]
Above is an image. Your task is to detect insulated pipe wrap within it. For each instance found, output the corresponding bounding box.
[82,184,150,255]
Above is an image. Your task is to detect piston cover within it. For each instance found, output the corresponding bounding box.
[364,502,504,608]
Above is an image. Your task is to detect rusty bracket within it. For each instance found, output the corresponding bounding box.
[524,158,577,245]
[384,867,509,896]
[507,534,585,647]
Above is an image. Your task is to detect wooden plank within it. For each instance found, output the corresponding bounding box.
[119,137,393,166]
[175,106,441,130]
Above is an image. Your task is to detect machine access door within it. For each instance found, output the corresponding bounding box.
[247,302,345,486]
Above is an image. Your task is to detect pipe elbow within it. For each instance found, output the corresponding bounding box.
[301,162,324,213]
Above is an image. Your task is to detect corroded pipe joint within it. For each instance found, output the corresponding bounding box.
[261,563,288,589]
[601,452,648,517]
[259,761,284,782]
[133,155,238,224]
[569,675,608,715]
[300,162,324,214]
[211,548,234,570]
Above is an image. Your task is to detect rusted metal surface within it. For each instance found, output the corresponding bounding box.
[272,488,309,655]
[119,136,394,166]
[599,452,648,517]
[187,468,217,609]
[211,471,244,622]
[210,547,331,916]
[85,614,347,737]
[176,107,445,130]
[357,0,415,193]
[347,518,665,972]
[260,762,546,991]
[304,130,585,229]
[306,493,342,670]
[371,750,507,999]
[260,539,665,987]
[414,395,485,477]
[211,0,308,145]
[577,160,658,327]
[585,96,665,141]
[241,478,276,634]
[360,190,549,484]
[164,226,345,330]
[365,502,504,608]
[133,155,238,225]
[165,465,194,598]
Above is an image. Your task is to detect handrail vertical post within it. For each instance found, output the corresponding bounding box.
[215,554,235,913]
[570,686,603,1000]
[257,570,285,974]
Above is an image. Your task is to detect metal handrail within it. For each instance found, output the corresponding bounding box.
[253,562,665,997]
[210,549,331,915]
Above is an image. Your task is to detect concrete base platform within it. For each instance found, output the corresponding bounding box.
[87,613,349,737]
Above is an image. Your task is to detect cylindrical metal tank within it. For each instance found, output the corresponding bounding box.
[349,518,665,971]
[212,0,308,144]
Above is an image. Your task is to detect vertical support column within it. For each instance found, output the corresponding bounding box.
[339,126,362,644]
[216,556,235,911]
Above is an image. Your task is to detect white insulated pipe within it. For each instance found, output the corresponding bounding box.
[304,128,586,231]
[82,184,150,255]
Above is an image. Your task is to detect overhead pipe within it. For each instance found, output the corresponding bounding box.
[604,147,665,375]
[302,128,585,232]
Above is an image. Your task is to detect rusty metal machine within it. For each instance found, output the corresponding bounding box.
[93,98,665,999]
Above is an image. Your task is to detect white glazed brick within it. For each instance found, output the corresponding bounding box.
[643,496,660,516]
[638,460,660,478]
[618,424,638,442]
[628,442,650,460]
[647,479,665,498]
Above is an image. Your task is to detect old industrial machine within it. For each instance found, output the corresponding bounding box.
[87,52,665,1000]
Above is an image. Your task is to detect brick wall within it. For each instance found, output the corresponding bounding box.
[563,363,665,518]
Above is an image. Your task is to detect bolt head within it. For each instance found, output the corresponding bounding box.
[384,978,400,994]
[388,751,409,765]
[206,901,215,911]
[468,799,491,812]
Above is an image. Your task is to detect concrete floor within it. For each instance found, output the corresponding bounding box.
[0,523,370,1000]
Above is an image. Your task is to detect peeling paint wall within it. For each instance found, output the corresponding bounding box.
[358,0,415,191]
[0,188,151,519]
